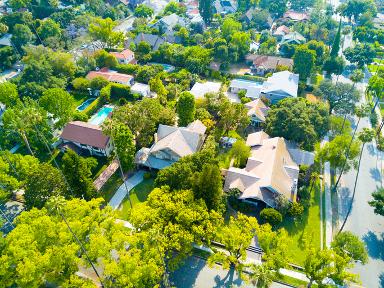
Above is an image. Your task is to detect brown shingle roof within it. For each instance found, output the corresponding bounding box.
[60,121,110,149]
[252,55,293,70]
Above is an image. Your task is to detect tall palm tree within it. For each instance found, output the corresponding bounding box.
[46,196,105,287]
[334,104,371,190]
[250,264,274,288]
[339,128,375,233]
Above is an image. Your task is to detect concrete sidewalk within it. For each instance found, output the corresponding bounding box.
[321,138,333,248]
[108,170,145,210]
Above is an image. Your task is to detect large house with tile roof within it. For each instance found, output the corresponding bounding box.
[135,120,206,169]
[224,131,300,207]
[86,68,134,86]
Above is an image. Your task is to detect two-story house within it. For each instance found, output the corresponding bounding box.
[135,120,206,169]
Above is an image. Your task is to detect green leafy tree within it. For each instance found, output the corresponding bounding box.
[0,197,165,287]
[323,56,346,77]
[177,91,196,126]
[338,0,377,22]
[257,224,290,270]
[0,46,17,72]
[134,4,154,18]
[39,88,75,128]
[199,0,213,23]
[221,17,242,40]
[89,17,124,49]
[316,134,361,172]
[112,98,176,148]
[130,186,221,268]
[135,41,152,62]
[369,188,384,216]
[61,149,97,200]
[93,49,118,68]
[331,231,368,264]
[330,20,342,58]
[229,139,250,168]
[218,99,249,135]
[103,120,135,171]
[249,263,275,288]
[208,214,258,274]
[24,163,68,209]
[2,99,51,155]
[0,82,18,107]
[194,163,223,211]
[265,98,329,151]
[37,18,62,42]
[315,79,360,114]
[293,45,316,81]
[12,23,34,50]
[344,43,376,67]
[149,76,168,103]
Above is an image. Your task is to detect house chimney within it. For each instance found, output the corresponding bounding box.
[154,133,158,143]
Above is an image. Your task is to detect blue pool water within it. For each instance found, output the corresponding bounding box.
[89,106,114,125]
[149,62,175,72]
[77,98,96,111]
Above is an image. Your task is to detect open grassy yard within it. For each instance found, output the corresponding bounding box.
[118,178,155,220]
[100,171,123,202]
[278,180,322,266]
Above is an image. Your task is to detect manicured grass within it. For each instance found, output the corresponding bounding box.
[278,180,321,266]
[275,274,315,287]
[72,91,89,107]
[100,171,123,202]
[118,178,155,220]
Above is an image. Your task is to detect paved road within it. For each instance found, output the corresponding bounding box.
[170,256,294,288]
[338,114,384,288]
[108,170,145,209]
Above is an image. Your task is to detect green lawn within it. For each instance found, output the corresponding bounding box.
[278,179,322,266]
[72,91,89,107]
[118,178,155,220]
[100,171,123,202]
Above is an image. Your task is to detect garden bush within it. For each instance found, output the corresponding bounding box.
[260,208,283,226]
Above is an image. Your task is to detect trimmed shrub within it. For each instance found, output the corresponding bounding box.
[260,208,283,226]
[288,202,305,218]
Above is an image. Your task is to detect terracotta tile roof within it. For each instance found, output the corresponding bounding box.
[273,25,291,36]
[60,121,110,149]
[86,70,133,84]
[110,49,134,60]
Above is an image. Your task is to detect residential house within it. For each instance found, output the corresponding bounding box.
[248,55,293,76]
[214,0,237,15]
[223,131,300,207]
[126,33,166,51]
[130,82,151,97]
[0,33,12,47]
[283,10,309,22]
[261,71,299,103]
[244,99,269,127]
[280,31,306,45]
[135,120,207,169]
[150,13,187,35]
[110,49,136,64]
[60,121,113,157]
[190,81,222,99]
[228,79,263,99]
[86,68,134,86]
[272,25,290,41]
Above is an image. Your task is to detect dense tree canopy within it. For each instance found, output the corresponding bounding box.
[265,98,329,151]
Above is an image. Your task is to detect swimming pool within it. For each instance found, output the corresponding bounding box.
[77,98,96,111]
[149,62,175,72]
[89,106,114,126]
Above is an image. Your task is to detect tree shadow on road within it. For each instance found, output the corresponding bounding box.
[169,256,206,288]
[213,267,244,288]
[337,186,352,221]
[379,272,384,288]
[362,231,384,260]
[370,168,382,183]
